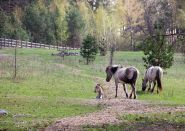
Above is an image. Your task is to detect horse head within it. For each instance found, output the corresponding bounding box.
[105,65,119,82]
[142,78,147,91]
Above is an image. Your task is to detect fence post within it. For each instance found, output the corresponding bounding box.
[4,38,5,47]
[21,40,22,48]
[0,38,2,49]
[14,40,17,79]
[57,43,59,50]
[31,41,32,48]
[11,39,13,47]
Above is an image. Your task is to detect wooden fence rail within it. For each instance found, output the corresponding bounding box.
[0,38,79,50]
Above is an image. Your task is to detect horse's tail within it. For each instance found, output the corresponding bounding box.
[156,69,162,91]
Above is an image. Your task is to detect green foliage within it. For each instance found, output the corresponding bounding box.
[10,15,30,40]
[54,7,69,42]
[0,12,12,37]
[0,12,29,40]
[80,34,98,64]
[65,5,85,46]
[23,1,56,44]
[141,23,174,69]
[98,38,107,56]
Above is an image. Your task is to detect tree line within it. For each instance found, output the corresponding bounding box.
[0,0,185,68]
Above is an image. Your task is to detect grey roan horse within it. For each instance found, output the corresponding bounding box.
[142,66,163,93]
[105,65,139,99]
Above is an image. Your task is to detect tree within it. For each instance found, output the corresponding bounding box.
[80,34,98,64]
[23,0,56,44]
[142,22,174,69]
[78,1,95,37]
[98,38,107,56]
[122,0,144,51]
[65,3,85,47]
[0,12,14,37]
[0,11,29,40]
[51,0,69,44]
[142,0,175,37]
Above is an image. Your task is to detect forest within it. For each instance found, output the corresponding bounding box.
[0,0,185,51]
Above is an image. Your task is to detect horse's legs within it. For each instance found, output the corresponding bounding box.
[148,82,151,92]
[123,84,128,98]
[129,84,136,99]
[151,81,156,93]
[115,82,118,98]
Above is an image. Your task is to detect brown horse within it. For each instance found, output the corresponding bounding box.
[142,66,163,93]
[105,65,139,99]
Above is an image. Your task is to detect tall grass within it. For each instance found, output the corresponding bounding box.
[0,48,100,130]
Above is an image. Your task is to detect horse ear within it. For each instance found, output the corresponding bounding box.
[111,66,118,74]
[97,83,100,86]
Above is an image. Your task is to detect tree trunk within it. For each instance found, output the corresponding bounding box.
[86,57,89,65]
[109,44,115,65]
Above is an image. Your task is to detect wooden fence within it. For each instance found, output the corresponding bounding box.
[0,38,79,50]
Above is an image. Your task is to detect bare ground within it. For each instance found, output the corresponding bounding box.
[43,79,185,131]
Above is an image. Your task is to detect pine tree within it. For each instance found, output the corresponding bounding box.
[142,23,174,69]
[80,34,98,64]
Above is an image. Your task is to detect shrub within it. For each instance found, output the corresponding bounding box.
[142,23,174,69]
[80,34,98,64]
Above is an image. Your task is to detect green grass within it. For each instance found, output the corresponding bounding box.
[84,112,185,131]
[0,48,101,130]
[0,48,185,130]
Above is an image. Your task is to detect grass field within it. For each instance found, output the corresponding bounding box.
[84,112,185,131]
[0,48,185,130]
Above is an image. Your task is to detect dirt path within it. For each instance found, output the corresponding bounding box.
[44,78,185,131]
[44,98,185,131]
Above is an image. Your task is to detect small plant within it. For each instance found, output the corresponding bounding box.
[80,34,98,64]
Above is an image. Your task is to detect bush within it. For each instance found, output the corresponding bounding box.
[98,38,107,56]
[80,34,98,64]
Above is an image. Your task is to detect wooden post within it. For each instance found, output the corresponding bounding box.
[14,40,17,79]
[4,38,6,47]
[57,43,58,50]
[21,40,22,48]
[0,38,2,49]
[11,39,13,47]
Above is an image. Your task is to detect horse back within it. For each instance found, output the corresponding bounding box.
[146,66,163,81]
[118,67,138,84]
